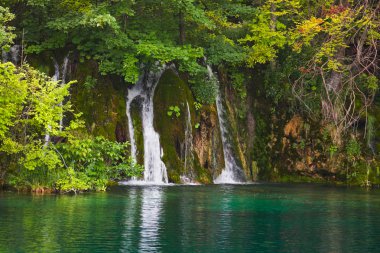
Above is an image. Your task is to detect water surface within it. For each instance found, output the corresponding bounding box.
[0,184,379,252]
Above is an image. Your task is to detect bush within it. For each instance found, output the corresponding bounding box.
[0,62,142,193]
[190,74,218,104]
[55,136,144,192]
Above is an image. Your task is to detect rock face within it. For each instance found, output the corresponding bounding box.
[25,56,273,184]
[70,61,129,143]
[71,65,250,184]
[193,106,225,181]
[28,54,130,144]
[24,52,380,185]
[153,69,221,183]
[151,68,255,183]
[65,60,235,184]
[35,54,334,184]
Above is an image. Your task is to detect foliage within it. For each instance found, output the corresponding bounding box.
[291,2,380,145]
[346,139,361,163]
[0,6,15,50]
[56,136,144,192]
[83,75,97,89]
[0,62,27,140]
[0,62,76,158]
[194,101,202,111]
[240,0,300,66]
[329,145,338,158]
[190,69,218,104]
[0,62,141,192]
[1,0,379,187]
[0,62,78,190]
[230,71,246,99]
[167,105,181,118]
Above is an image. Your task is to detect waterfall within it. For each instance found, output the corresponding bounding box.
[120,188,139,251]
[2,45,21,65]
[180,102,195,183]
[207,65,245,183]
[44,55,69,146]
[126,65,168,184]
[58,55,70,131]
[44,60,60,146]
[138,187,163,252]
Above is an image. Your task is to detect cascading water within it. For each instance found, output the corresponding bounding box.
[180,102,195,183]
[44,55,69,146]
[2,45,21,65]
[207,65,245,184]
[126,65,168,184]
[58,55,69,131]
[138,187,163,252]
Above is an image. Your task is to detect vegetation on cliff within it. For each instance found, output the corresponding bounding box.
[0,0,379,189]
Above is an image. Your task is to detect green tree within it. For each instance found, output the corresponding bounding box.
[0,6,15,50]
[0,62,27,140]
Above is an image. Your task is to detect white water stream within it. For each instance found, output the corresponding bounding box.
[207,65,244,183]
[126,66,168,184]
[44,55,69,146]
[180,102,195,183]
[2,45,21,65]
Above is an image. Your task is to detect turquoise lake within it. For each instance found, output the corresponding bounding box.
[0,184,379,252]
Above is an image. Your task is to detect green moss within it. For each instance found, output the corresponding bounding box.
[369,164,380,187]
[275,173,329,184]
[130,100,144,165]
[70,62,128,142]
[372,105,380,153]
[223,90,250,177]
[28,55,128,143]
[253,113,272,179]
[27,52,56,76]
[196,104,225,179]
[154,69,211,183]
[154,69,189,182]
[193,155,213,184]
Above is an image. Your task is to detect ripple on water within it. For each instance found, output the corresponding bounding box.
[0,184,379,253]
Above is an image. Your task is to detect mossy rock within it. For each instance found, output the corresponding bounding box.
[218,69,249,179]
[153,69,212,183]
[27,51,65,76]
[28,53,129,143]
[372,105,380,153]
[193,154,213,184]
[130,98,144,166]
[192,103,225,182]
[70,61,128,142]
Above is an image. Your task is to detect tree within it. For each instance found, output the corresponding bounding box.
[291,1,380,145]
[0,6,16,50]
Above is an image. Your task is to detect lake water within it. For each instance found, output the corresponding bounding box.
[0,184,379,252]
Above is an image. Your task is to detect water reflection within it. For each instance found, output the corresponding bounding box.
[138,187,164,253]
[1,185,380,252]
[319,190,343,252]
[216,186,233,250]
[120,188,139,252]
